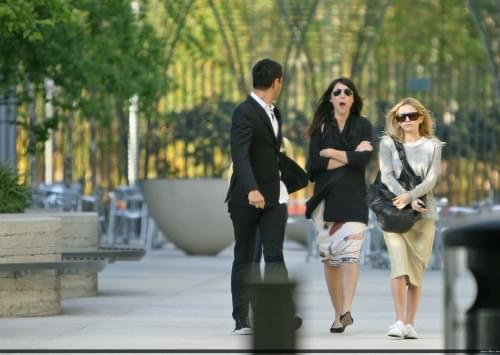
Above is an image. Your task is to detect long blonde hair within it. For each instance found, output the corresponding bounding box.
[385,97,436,141]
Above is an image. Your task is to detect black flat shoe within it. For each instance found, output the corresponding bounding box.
[330,321,345,333]
[340,311,353,327]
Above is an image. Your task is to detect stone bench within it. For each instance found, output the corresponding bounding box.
[26,212,145,297]
[0,215,63,316]
[57,212,100,298]
[0,213,145,317]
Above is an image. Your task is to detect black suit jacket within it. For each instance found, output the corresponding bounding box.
[225,95,284,207]
[305,115,373,221]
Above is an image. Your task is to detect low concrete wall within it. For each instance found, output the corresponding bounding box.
[26,211,100,298]
[0,215,62,317]
[59,212,99,298]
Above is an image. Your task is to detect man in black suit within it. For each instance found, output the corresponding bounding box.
[225,58,302,335]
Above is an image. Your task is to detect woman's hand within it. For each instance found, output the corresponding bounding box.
[319,148,335,158]
[355,140,373,152]
[411,199,428,213]
[327,159,346,170]
[392,192,410,209]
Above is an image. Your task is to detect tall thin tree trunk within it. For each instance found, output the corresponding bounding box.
[350,0,391,80]
[115,97,128,185]
[89,115,97,192]
[278,0,319,113]
[89,88,98,192]
[466,0,500,106]
[107,122,113,189]
[64,108,74,188]
[25,80,38,187]
[143,99,158,180]
[207,0,247,95]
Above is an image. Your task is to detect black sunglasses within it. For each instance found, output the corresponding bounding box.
[332,88,353,97]
[396,112,420,122]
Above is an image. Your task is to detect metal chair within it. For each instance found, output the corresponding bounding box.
[106,186,155,248]
[78,188,107,239]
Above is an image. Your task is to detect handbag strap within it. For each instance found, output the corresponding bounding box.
[391,137,419,180]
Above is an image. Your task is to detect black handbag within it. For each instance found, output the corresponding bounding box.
[367,138,426,233]
[278,152,308,194]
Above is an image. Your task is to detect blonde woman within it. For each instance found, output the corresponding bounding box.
[379,97,444,339]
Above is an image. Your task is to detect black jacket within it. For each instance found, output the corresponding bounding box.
[225,95,284,207]
[305,115,373,223]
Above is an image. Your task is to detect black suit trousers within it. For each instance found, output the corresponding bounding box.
[228,203,289,321]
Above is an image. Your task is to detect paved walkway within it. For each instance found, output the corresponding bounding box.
[0,241,444,353]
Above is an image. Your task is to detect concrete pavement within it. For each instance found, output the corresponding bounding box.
[0,240,445,353]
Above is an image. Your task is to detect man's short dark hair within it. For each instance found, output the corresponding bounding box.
[252,58,282,90]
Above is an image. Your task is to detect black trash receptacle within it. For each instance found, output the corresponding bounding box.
[251,279,297,353]
[444,219,500,350]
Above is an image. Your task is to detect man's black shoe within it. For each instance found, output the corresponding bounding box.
[232,318,252,335]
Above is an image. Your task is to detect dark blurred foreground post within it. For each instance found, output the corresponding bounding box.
[444,219,500,351]
[251,279,296,354]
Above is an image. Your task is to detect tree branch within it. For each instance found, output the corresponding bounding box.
[350,0,391,80]
[208,0,246,95]
[466,0,500,105]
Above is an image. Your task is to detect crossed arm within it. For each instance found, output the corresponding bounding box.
[308,121,373,172]
[320,140,373,169]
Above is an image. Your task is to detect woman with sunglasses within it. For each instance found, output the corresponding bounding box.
[305,77,373,333]
[379,97,444,339]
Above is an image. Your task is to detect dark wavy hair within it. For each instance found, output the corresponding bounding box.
[307,77,363,136]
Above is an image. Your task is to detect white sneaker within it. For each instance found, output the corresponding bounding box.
[387,320,406,338]
[232,319,252,335]
[232,327,252,335]
[405,324,418,339]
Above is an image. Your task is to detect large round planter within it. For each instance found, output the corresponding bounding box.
[140,179,234,255]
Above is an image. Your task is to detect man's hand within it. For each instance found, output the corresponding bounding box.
[355,140,373,152]
[248,190,265,209]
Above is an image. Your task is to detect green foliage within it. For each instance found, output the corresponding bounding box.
[0,0,75,88]
[375,0,485,65]
[170,99,233,174]
[2,0,497,202]
[0,0,71,38]
[3,0,168,157]
[19,116,59,155]
[0,163,31,213]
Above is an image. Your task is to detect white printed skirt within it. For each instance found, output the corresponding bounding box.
[311,200,366,266]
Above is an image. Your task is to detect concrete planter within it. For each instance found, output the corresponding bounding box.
[60,212,99,298]
[30,212,99,298]
[0,215,62,317]
[140,179,233,255]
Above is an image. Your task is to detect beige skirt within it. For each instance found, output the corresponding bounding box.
[383,218,435,287]
[311,200,366,266]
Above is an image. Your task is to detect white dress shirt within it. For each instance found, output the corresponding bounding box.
[250,92,288,204]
